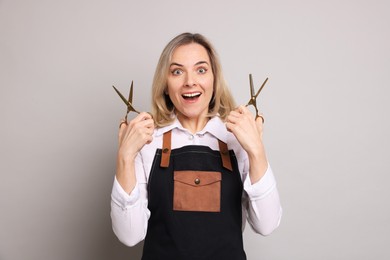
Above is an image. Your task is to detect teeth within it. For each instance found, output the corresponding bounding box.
[182,92,201,98]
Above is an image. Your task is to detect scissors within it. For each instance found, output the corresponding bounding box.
[112,81,140,122]
[246,74,268,122]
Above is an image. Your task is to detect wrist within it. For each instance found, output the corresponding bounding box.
[117,148,138,163]
[246,143,266,161]
[246,145,268,184]
[116,155,137,193]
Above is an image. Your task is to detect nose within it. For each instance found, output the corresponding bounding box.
[185,72,196,87]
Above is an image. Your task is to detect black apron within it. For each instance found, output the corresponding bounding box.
[142,130,246,260]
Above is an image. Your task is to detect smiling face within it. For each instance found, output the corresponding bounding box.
[166,43,214,124]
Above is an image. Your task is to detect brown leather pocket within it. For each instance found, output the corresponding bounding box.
[173,171,221,212]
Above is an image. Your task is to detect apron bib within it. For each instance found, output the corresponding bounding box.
[142,130,246,260]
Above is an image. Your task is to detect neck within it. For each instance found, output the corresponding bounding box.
[177,114,209,134]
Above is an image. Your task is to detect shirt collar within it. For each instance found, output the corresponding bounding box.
[155,115,228,143]
[200,116,228,143]
[155,117,183,137]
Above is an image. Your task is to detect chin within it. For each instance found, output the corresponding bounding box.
[178,110,205,119]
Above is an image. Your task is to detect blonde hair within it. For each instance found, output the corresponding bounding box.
[151,32,236,127]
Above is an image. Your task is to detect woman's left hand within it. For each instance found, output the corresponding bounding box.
[226,105,268,183]
[226,105,264,155]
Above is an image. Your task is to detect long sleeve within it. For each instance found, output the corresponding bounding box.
[110,154,150,246]
[242,164,282,235]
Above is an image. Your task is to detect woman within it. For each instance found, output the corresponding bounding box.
[111,33,282,260]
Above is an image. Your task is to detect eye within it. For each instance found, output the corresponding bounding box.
[197,67,207,74]
[171,69,183,75]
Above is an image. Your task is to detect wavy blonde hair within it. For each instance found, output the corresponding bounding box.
[151,33,236,127]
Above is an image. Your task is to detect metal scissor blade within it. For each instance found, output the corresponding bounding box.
[126,81,134,114]
[249,74,255,97]
[128,81,134,104]
[128,103,140,114]
[113,85,140,115]
[113,85,131,106]
[254,77,268,98]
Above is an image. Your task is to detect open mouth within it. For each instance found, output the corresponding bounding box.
[182,92,201,100]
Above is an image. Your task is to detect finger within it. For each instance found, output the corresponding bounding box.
[228,107,249,120]
[226,120,245,133]
[236,105,252,115]
[135,118,155,130]
[228,109,254,125]
[143,126,154,136]
[124,120,154,143]
[256,113,264,123]
[255,116,264,138]
[235,105,245,114]
[128,112,153,125]
[228,110,242,118]
[225,121,235,133]
[119,119,128,128]
[255,116,263,129]
[118,118,128,139]
[145,134,154,144]
[127,114,153,130]
[239,106,259,120]
[138,112,153,121]
[226,113,239,124]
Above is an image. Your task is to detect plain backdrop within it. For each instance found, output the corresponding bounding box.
[1,0,389,259]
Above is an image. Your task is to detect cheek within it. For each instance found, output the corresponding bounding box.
[167,75,183,86]
[166,79,176,94]
[166,85,181,102]
[203,76,214,93]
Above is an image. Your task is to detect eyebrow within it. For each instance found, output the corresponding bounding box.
[169,61,210,67]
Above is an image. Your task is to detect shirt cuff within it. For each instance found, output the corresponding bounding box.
[243,163,277,201]
[111,176,140,209]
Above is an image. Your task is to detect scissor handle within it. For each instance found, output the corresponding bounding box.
[256,114,265,123]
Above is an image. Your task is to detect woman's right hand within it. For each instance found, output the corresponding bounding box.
[116,112,154,193]
[118,112,155,162]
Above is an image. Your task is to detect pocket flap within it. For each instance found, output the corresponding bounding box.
[174,171,221,187]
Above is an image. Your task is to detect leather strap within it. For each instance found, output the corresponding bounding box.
[160,130,172,168]
[218,140,232,171]
[160,130,232,171]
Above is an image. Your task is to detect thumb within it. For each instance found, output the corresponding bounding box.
[118,119,128,143]
[255,116,264,135]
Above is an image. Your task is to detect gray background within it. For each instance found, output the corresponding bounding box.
[1,0,389,259]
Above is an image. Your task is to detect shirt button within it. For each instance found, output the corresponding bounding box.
[194,178,200,185]
[188,135,194,140]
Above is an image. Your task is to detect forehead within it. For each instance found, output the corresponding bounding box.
[171,43,210,63]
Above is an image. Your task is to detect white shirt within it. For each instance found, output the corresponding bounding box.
[111,116,282,247]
